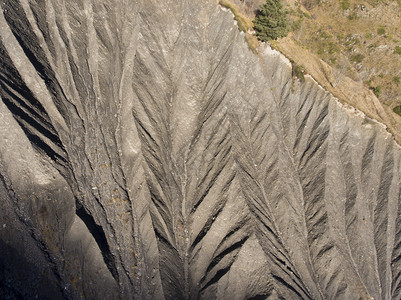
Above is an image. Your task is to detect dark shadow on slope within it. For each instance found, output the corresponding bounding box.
[0,239,63,300]
[76,206,119,282]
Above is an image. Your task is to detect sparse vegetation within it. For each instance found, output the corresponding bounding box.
[227,0,401,117]
[364,33,373,39]
[245,33,259,53]
[368,0,380,7]
[254,0,289,41]
[309,29,341,66]
[347,12,359,20]
[340,0,350,10]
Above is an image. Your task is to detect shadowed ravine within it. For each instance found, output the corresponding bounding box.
[0,0,400,299]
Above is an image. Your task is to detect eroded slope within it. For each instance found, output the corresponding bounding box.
[0,0,400,299]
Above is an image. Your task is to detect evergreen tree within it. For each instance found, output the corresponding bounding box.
[254,0,289,41]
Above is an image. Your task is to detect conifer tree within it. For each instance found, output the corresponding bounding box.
[254,0,289,41]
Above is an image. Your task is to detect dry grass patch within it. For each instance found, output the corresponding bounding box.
[245,33,259,53]
[219,0,254,32]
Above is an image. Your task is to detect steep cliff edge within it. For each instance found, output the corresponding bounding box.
[0,0,400,299]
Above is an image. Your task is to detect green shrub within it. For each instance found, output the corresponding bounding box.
[394,46,401,55]
[351,53,365,63]
[296,7,304,17]
[254,0,289,41]
[393,106,401,116]
[394,76,400,84]
[377,26,385,35]
[370,86,381,98]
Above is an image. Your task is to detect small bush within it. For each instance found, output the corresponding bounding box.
[370,86,381,98]
[393,106,401,116]
[327,42,339,54]
[296,7,304,17]
[291,18,303,31]
[364,32,373,39]
[394,46,401,55]
[348,12,358,20]
[377,26,385,35]
[393,76,400,84]
[351,53,365,63]
[319,29,332,39]
[293,64,305,82]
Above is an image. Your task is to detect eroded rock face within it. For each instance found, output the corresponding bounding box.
[0,1,400,299]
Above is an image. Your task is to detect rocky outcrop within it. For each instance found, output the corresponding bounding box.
[0,0,400,299]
